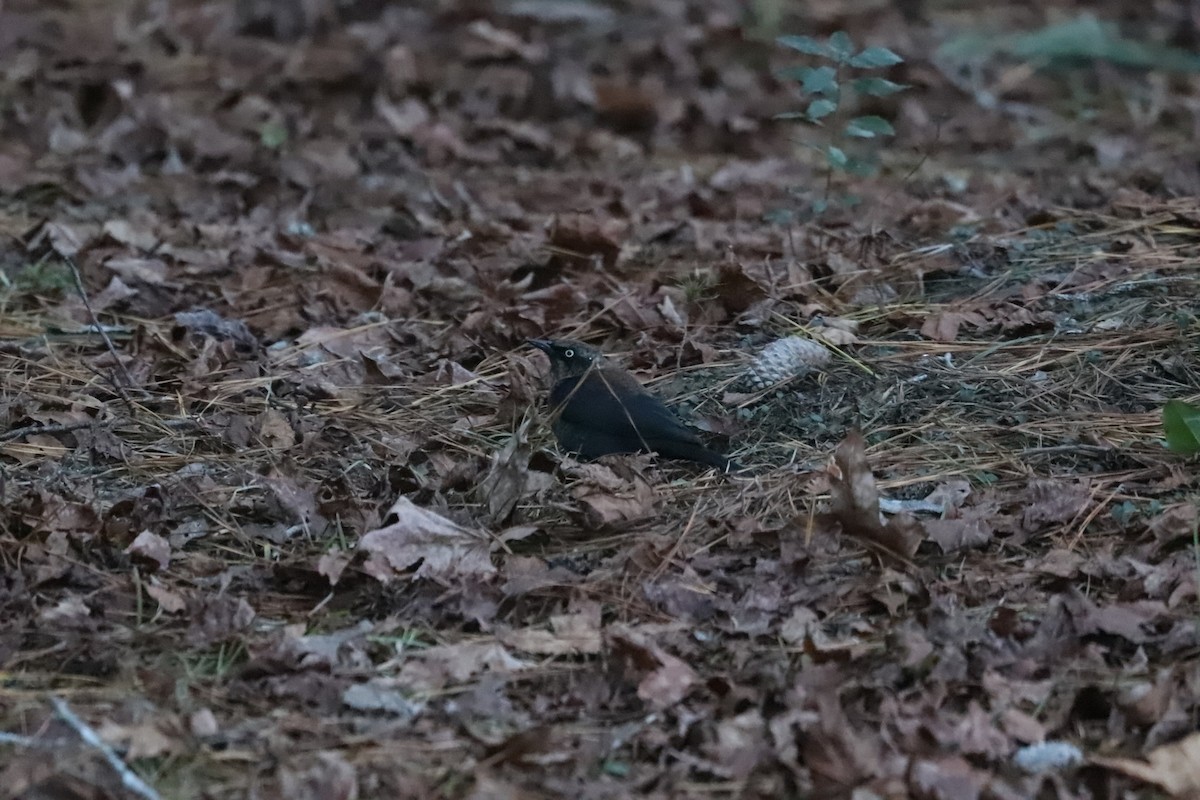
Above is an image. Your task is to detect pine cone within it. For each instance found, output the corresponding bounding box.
[744,336,831,389]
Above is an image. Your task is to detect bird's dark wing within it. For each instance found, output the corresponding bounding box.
[550,370,703,449]
[544,366,738,471]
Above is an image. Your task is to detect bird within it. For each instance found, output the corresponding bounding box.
[528,338,739,472]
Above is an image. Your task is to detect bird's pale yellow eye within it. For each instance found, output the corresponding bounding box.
[564,349,575,358]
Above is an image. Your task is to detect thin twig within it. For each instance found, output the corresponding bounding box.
[50,696,161,800]
[0,416,200,444]
[64,256,138,406]
[0,419,96,444]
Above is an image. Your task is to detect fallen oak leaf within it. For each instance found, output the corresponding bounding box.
[827,431,922,561]
[125,530,171,571]
[358,496,496,583]
[1092,731,1200,795]
[608,626,698,709]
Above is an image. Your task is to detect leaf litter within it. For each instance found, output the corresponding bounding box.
[2,0,1200,797]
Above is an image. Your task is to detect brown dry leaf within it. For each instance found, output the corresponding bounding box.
[920,310,986,342]
[707,709,770,779]
[592,78,658,132]
[486,725,577,769]
[1033,548,1084,578]
[317,548,352,586]
[925,506,995,553]
[477,432,533,524]
[98,718,182,760]
[278,751,358,800]
[104,256,168,285]
[125,530,170,571]
[908,756,989,800]
[1148,503,1198,545]
[1070,594,1166,645]
[18,489,101,537]
[792,690,886,792]
[144,580,186,614]
[954,701,1011,759]
[397,641,529,692]
[500,600,602,655]
[608,627,698,709]
[465,771,539,800]
[43,220,99,257]
[715,261,768,313]
[548,213,626,267]
[256,621,373,673]
[1021,479,1091,533]
[186,595,256,647]
[827,432,922,560]
[780,606,871,662]
[1117,671,1173,727]
[257,408,297,451]
[91,276,138,311]
[0,434,68,464]
[564,460,658,529]
[342,680,424,718]
[359,496,495,583]
[1092,731,1200,796]
[999,707,1045,745]
[102,218,159,251]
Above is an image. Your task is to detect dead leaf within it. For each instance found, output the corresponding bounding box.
[608,627,698,709]
[827,432,922,559]
[1093,731,1200,795]
[358,496,496,583]
[908,756,988,800]
[145,580,186,614]
[258,408,297,450]
[501,601,602,655]
[477,432,531,524]
[278,751,358,800]
[125,530,171,571]
[398,641,529,692]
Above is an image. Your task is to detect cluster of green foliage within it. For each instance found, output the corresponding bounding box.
[0,259,73,299]
[1163,400,1200,454]
[774,31,908,217]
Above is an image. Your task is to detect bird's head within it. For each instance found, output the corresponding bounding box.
[528,339,605,382]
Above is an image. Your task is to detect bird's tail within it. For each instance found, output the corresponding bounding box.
[653,440,742,474]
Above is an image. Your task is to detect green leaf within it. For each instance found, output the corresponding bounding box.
[777,35,828,57]
[828,31,855,62]
[844,115,895,138]
[805,98,837,120]
[801,65,839,95]
[773,111,811,120]
[775,65,839,95]
[825,145,848,169]
[1010,13,1200,73]
[850,46,904,68]
[1163,400,1200,453]
[851,77,910,96]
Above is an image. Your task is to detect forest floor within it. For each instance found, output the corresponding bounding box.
[2,1,1200,798]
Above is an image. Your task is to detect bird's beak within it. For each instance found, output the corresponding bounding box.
[527,339,553,354]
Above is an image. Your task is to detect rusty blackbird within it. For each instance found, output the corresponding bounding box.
[529,338,739,472]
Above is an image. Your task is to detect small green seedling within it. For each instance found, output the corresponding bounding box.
[775,31,909,218]
[1163,399,1200,454]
